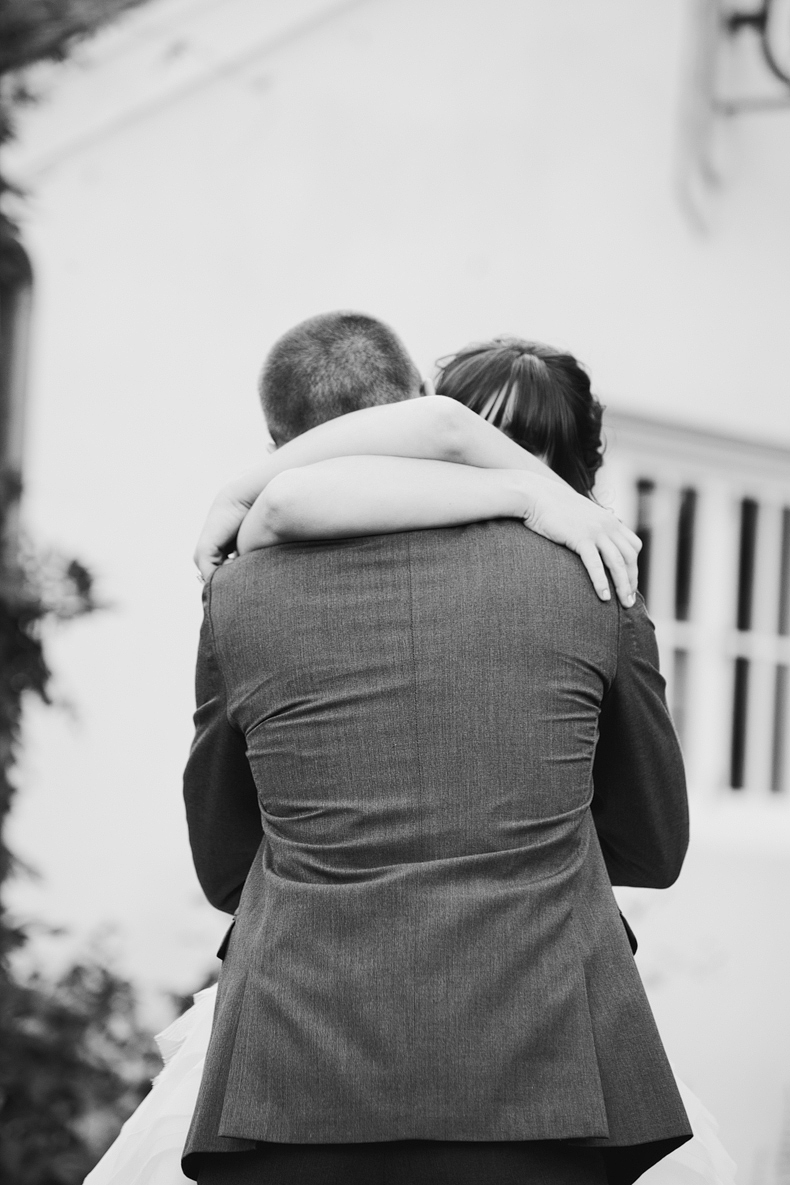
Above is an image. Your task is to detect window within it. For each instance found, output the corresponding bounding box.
[777,508,790,637]
[626,466,790,795]
[771,664,788,793]
[735,498,758,632]
[730,657,750,790]
[674,488,697,622]
[635,479,655,604]
[615,415,790,800]
[633,478,698,748]
[726,498,790,792]
[728,499,758,788]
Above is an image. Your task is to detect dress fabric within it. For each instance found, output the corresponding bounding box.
[83,984,736,1185]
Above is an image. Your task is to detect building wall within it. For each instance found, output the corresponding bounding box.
[7,0,790,439]
[3,0,790,1176]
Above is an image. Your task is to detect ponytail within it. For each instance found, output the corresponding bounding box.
[435,338,604,497]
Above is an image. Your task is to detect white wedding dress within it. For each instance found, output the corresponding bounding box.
[85,984,736,1185]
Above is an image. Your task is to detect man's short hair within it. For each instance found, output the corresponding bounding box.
[260,311,421,445]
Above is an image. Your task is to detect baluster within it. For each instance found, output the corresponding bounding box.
[685,483,739,796]
[745,502,781,792]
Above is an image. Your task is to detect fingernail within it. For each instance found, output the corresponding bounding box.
[627,593,635,607]
[601,589,611,601]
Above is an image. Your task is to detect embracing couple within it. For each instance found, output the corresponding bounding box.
[89,312,695,1185]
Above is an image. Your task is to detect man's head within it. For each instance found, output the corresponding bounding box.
[259,311,422,446]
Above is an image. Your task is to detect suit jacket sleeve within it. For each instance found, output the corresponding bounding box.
[183,581,264,914]
[591,594,689,888]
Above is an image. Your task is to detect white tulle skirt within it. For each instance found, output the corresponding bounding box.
[84,984,736,1185]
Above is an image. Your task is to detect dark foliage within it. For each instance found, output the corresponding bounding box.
[0,0,150,76]
[0,543,100,913]
[0,1,152,231]
[0,954,161,1184]
[0,539,165,1184]
[0,530,165,1182]
[0,4,162,1181]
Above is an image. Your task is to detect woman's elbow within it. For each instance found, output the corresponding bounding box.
[238,471,305,550]
[420,394,472,463]
[260,473,297,535]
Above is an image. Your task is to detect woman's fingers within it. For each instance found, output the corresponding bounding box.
[194,543,222,582]
[597,534,637,607]
[591,510,640,598]
[608,528,640,596]
[624,525,642,553]
[576,532,638,607]
[576,540,614,602]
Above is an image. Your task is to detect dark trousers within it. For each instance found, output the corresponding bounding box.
[196,1140,608,1185]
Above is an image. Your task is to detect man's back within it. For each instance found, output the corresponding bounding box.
[183,522,690,1172]
[213,522,616,869]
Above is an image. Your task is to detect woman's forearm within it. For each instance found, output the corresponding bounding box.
[236,457,532,551]
[432,399,564,482]
[219,397,461,512]
[236,455,641,608]
[195,397,559,577]
[225,396,560,507]
[196,398,475,571]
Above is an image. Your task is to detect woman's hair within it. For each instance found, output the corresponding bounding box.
[434,338,604,497]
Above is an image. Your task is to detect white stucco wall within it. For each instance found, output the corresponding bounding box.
[3,0,790,1175]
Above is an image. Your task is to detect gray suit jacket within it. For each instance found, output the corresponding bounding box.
[182,522,691,1179]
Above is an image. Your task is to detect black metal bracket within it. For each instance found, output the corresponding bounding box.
[723,0,790,90]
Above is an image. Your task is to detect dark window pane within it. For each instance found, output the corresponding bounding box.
[674,488,697,621]
[636,479,655,606]
[736,499,759,632]
[778,510,790,637]
[730,657,750,789]
[772,665,788,793]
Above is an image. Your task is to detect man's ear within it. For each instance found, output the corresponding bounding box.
[419,375,435,398]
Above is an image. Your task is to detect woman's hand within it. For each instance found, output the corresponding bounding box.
[194,491,251,581]
[194,398,564,581]
[231,458,641,609]
[193,398,641,604]
[519,475,641,606]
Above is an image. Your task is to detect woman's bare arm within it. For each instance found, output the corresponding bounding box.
[236,457,639,606]
[194,397,562,576]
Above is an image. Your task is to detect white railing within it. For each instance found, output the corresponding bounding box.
[603,458,790,797]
